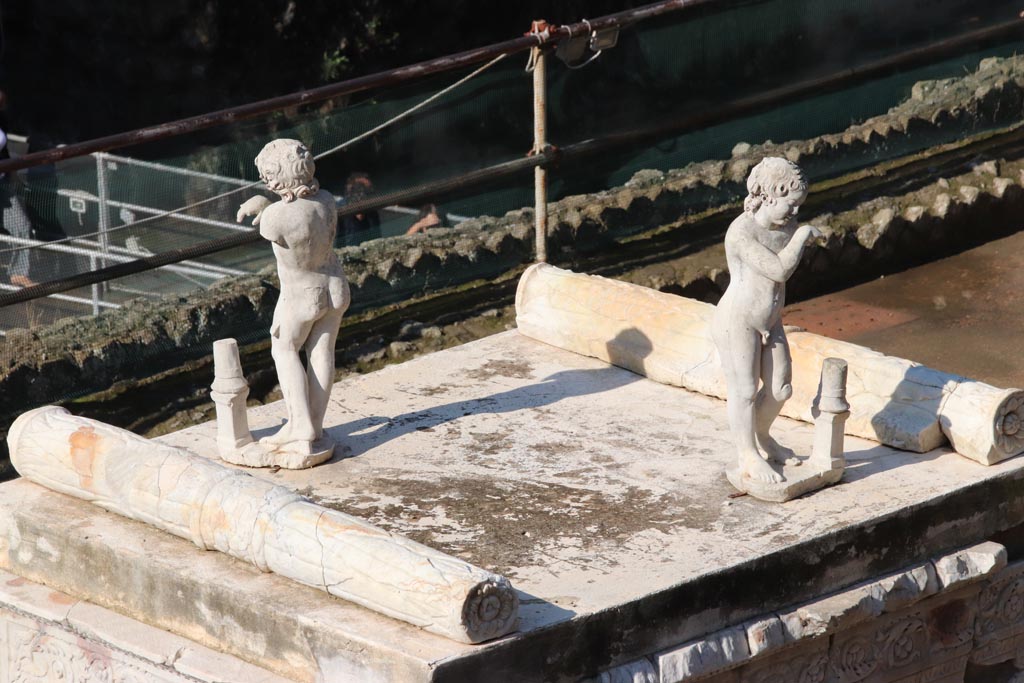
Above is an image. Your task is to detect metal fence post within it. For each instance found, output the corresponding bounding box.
[89,254,100,316]
[530,21,549,264]
[95,153,112,274]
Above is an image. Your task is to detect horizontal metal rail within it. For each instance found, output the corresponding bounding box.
[0,283,120,310]
[0,234,232,281]
[0,15,1021,310]
[98,152,252,186]
[107,198,250,234]
[0,0,716,175]
[57,189,252,234]
[69,238,250,277]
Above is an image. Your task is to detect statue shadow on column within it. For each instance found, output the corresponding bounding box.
[839,366,949,485]
[302,328,654,461]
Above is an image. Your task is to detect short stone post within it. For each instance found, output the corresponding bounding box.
[210,338,253,456]
[810,357,850,472]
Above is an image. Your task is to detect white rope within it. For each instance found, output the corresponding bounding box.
[0,53,509,257]
[314,53,507,160]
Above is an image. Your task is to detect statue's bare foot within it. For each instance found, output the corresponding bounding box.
[757,434,800,467]
[260,422,295,446]
[740,450,784,484]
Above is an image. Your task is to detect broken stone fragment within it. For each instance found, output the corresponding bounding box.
[744,615,786,656]
[932,541,1007,590]
[959,185,980,205]
[993,177,1014,198]
[779,563,936,641]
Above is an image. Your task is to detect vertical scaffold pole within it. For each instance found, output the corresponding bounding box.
[95,153,111,266]
[530,21,549,263]
[95,153,112,297]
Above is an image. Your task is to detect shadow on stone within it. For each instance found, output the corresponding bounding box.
[322,328,653,460]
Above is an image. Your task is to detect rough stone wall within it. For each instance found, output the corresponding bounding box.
[618,154,1024,304]
[337,54,1024,305]
[3,55,1024,434]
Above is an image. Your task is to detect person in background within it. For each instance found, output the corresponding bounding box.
[0,90,35,288]
[405,203,445,236]
[337,171,381,246]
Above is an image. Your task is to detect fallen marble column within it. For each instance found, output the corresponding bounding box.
[6,406,518,643]
[515,263,1024,464]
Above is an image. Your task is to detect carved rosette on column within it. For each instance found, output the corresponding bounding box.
[827,587,977,683]
[972,560,1024,667]
[6,406,519,644]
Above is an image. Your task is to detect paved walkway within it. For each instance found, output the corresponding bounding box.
[784,230,1024,389]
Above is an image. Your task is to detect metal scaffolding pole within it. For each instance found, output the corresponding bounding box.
[530,22,550,264]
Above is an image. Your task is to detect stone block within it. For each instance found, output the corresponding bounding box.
[780,564,936,641]
[735,636,828,683]
[173,645,293,683]
[903,205,926,222]
[0,593,292,682]
[0,571,78,624]
[932,542,1007,591]
[657,626,749,682]
[743,616,786,657]
[960,185,981,205]
[993,177,1015,198]
[66,601,195,667]
[827,585,977,683]
[585,656,658,683]
[932,193,952,218]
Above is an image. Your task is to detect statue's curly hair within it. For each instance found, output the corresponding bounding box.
[255,139,320,203]
[743,157,807,214]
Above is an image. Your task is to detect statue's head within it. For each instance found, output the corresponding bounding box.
[743,157,807,215]
[255,139,320,202]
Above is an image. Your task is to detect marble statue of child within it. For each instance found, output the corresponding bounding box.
[236,139,349,456]
[712,157,821,484]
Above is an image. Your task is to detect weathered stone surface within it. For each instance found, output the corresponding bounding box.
[933,542,1007,590]
[657,626,749,682]
[7,406,518,645]
[0,569,290,683]
[960,185,981,204]
[994,176,1015,197]
[971,560,1024,668]
[6,332,1024,681]
[826,584,978,683]
[734,636,828,683]
[779,563,937,641]
[515,263,1024,462]
[974,160,1000,176]
[583,657,658,683]
[743,616,786,657]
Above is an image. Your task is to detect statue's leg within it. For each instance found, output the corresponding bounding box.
[756,322,796,464]
[264,300,317,445]
[304,308,343,440]
[720,325,783,484]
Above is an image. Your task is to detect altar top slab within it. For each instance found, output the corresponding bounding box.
[4,330,1024,682]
